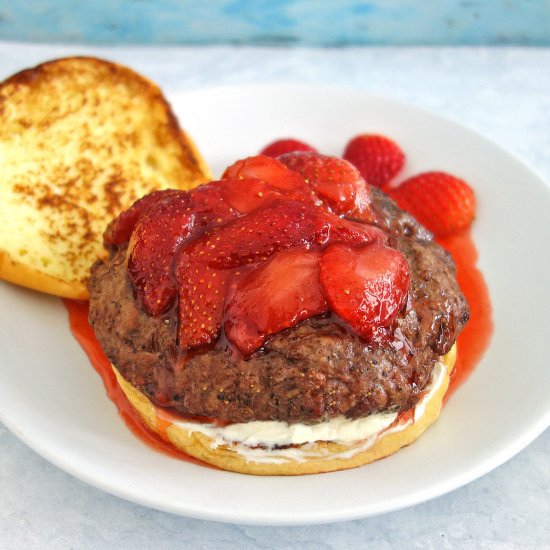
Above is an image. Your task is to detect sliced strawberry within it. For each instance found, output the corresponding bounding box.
[388,171,476,236]
[127,185,238,315]
[104,189,181,246]
[127,192,193,315]
[319,243,410,339]
[173,199,387,349]
[259,138,317,158]
[224,249,327,355]
[278,151,376,222]
[343,134,405,188]
[278,152,357,212]
[209,177,284,214]
[186,181,240,229]
[176,200,333,294]
[222,155,309,193]
[335,218,389,246]
[174,252,230,349]
[195,200,386,271]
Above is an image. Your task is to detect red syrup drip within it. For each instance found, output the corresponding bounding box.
[436,228,494,403]
[63,299,216,468]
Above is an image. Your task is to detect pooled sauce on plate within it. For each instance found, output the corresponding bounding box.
[437,228,493,401]
[63,299,210,466]
[64,227,492,459]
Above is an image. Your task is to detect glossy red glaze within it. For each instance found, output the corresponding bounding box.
[437,229,493,401]
[63,299,215,467]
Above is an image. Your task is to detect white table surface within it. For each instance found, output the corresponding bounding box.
[1,43,549,549]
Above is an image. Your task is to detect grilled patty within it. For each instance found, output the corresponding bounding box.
[88,188,469,423]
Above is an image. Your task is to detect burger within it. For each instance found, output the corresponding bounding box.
[88,152,469,475]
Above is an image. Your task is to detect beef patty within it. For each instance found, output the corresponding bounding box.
[88,188,469,423]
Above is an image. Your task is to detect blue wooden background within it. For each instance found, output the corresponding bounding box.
[0,1,548,46]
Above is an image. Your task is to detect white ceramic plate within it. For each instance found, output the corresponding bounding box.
[1,85,549,526]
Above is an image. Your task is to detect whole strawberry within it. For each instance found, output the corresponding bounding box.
[260,138,316,158]
[343,134,405,188]
[388,171,476,236]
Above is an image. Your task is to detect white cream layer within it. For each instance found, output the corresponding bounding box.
[170,361,446,463]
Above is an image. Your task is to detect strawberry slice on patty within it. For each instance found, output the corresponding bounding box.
[223,155,311,193]
[125,176,292,316]
[174,199,388,350]
[210,177,285,214]
[277,151,377,222]
[104,188,182,246]
[224,249,327,355]
[319,243,410,340]
[127,185,238,315]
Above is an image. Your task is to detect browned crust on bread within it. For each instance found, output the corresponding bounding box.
[0,56,211,299]
[0,56,210,180]
[114,346,456,475]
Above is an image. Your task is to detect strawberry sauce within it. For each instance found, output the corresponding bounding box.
[63,299,210,465]
[436,228,493,400]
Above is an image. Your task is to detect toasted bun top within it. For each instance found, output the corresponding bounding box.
[0,56,211,298]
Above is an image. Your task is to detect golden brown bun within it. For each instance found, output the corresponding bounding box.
[115,345,457,475]
[0,56,211,299]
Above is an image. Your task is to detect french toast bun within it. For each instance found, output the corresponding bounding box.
[0,56,211,299]
[113,346,456,475]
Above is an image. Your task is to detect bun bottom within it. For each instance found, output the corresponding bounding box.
[0,250,88,299]
[114,346,456,475]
